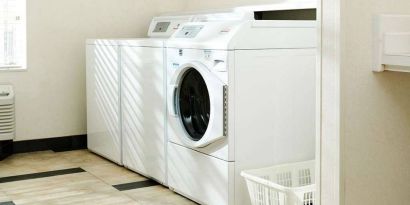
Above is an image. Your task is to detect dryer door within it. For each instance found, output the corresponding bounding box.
[169,62,226,148]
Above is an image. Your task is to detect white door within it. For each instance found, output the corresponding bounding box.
[168,62,227,148]
[121,46,166,184]
[86,44,122,164]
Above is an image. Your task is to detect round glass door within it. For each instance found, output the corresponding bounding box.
[178,68,210,141]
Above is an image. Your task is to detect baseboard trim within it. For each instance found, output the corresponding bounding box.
[3,135,87,157]
[0,140,13,161]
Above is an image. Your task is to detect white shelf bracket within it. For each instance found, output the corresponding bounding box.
[373,14,410,72]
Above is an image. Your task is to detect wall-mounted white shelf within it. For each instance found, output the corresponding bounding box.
[373,15,410,72]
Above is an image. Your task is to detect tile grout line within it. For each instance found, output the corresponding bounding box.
[112,179,160,191]
[0,168,85,184]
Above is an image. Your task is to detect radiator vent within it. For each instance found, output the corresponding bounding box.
[0,85,15,141]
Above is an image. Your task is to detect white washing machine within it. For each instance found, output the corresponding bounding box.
[86,15,193,166]
[120,10,256,185]
[166,6,317,205]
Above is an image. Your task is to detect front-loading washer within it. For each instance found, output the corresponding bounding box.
[120,10,256,185]
[166,5,318,205]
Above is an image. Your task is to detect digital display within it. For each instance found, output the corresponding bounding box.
[153,22,171,33]
[176,25,204,38]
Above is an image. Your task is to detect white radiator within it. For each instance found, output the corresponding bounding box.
[0,85,15,141]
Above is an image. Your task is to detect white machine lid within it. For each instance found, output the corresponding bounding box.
[87,38,167,47]
[86,39,122,46]
[119,38,165,47]
[86,38,164,47]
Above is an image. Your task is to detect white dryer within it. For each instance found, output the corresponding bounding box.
[166,6,317,205]
[86,39,122,164]
[86,15,193,166]
[120,17,193,184]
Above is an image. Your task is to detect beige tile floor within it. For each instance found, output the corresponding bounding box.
[0,150,197,205]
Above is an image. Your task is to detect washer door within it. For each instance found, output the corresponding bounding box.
[169,62,226,148]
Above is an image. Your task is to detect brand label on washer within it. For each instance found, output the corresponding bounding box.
[172,63,180,69]
[220,28,231,34]
[204,50,212,59]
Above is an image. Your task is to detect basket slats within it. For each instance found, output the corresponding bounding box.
[241,160,316,205]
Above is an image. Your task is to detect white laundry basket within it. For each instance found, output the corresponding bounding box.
[241,160,315,205]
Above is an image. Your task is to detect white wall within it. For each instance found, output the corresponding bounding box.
[0,0,186,141]
[340,0,410,204]
[185,0,286,10]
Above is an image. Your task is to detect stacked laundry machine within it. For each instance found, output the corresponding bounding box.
[165,3,317,205]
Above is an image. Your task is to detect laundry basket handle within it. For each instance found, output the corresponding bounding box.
[241,171,290,193]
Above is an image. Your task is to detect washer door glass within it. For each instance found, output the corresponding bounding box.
[178,68,210,141]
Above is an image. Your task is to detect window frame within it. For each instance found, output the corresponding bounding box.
[0,0,27,71]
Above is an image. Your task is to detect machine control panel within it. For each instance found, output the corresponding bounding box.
[176,25,204,38]
[153,22,171,33]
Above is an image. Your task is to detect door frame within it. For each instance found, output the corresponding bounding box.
[317,0,343,204]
